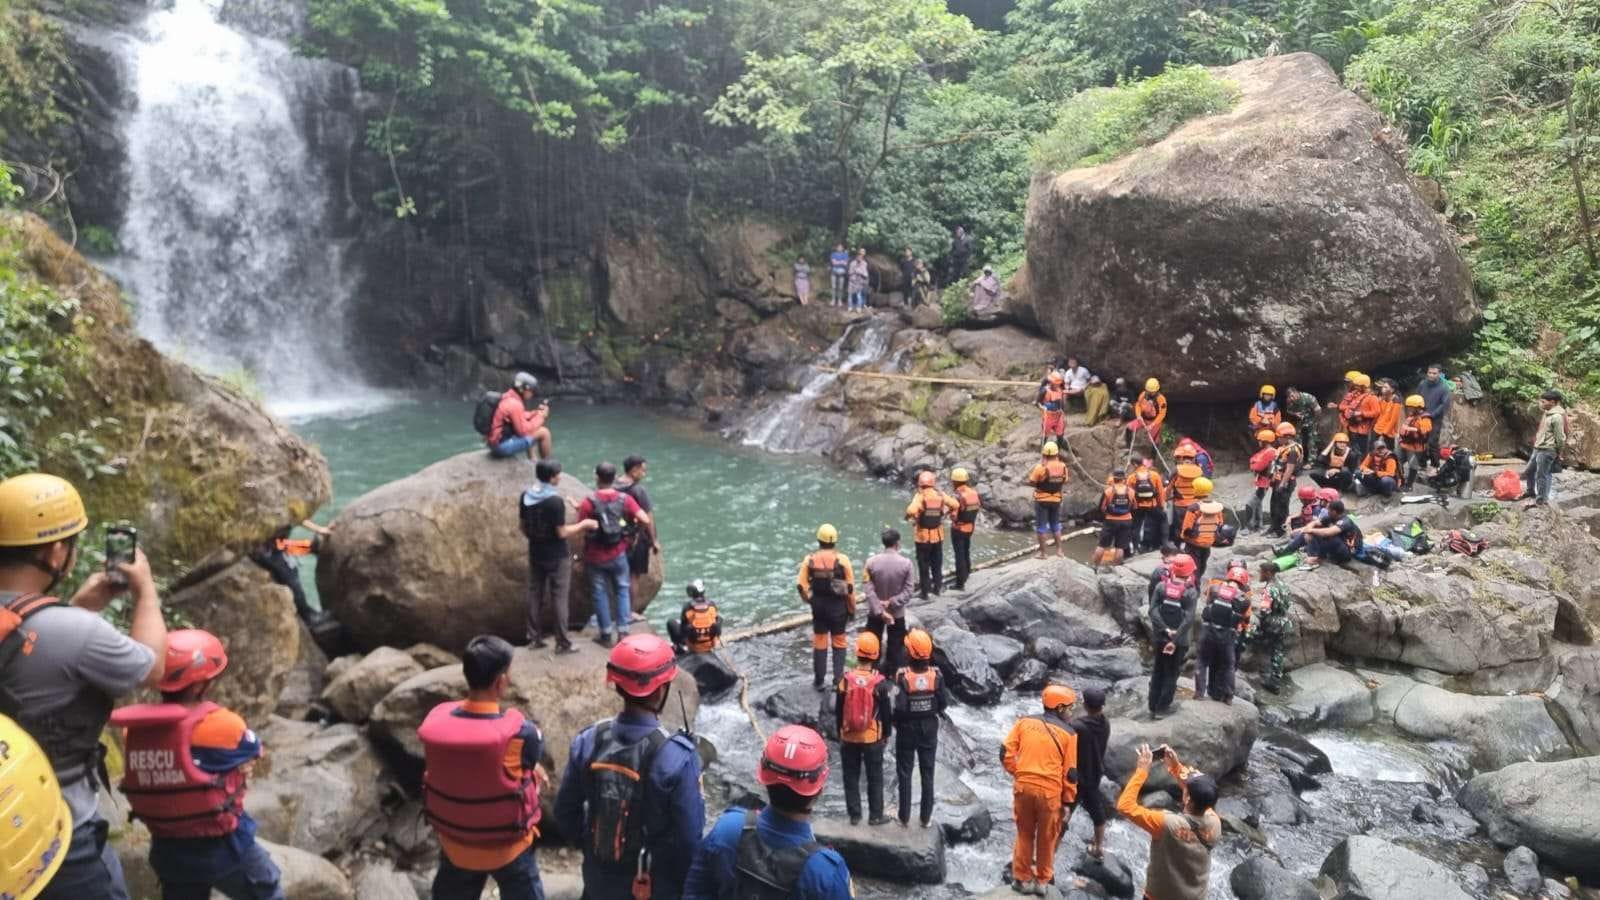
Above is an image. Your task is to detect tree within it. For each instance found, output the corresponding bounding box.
[707,0,980,236]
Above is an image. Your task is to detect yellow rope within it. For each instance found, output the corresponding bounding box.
[812,365,1039,388]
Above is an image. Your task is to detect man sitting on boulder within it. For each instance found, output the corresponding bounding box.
[1356,440,1400,498]
[1310,432,1358,493]
[1298,500,1361,568]
[487,372,553,460]
[666,579,721,656]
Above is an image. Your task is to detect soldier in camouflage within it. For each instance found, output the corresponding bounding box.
[1283,387,1322,461]
[1250,560,1296,693]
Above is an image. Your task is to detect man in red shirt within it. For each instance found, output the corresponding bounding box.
[576,462,652,647]
[487,372,553,460]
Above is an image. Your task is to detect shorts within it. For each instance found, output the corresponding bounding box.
[811,600,850,635]
[1034,500,1062,535]
[1097,521,1131,547]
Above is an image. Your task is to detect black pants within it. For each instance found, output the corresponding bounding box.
[1184,546,1212,579]
[1269,484,1295,534]
[1149,645,1184,713]
[1427,418,1444,466]
[895,718,939,824]
[841,741,886,820]
[254,552,312,620]
[1072,776,1107,827]
[915,542,943,598]
[1197,632,1237,702]
[527,554,572,646]
[1349,431,1371,461]
[1133,508,1166,551]
[952,530,973,588]
[812,602,850,687]
[866,613,907,674]
[1311,469,1353,491]
[1097,520,1133,555]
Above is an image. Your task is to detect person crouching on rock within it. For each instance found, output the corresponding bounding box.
[1026,442,1070,559]
[415,636,546,900]
[1147,555,1198,719]
[487,372,553,460]
[683,725,852,899]
[893,628,948,828]
[835,632,894,826]
[1118,744,1221,900]
[1003,684,1080,895]
[111,630,283,900]
[798,524,856,690]
[667,579,721,656]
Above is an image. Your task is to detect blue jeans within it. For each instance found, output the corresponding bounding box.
[433,844,543,900]
[154,840,284,900]
[1033,500,1062,535]
[39,815,130,900]
[850,288,868,309]
[589,553,631,634]
[491,436,535,458]
[1524,448,1557,502]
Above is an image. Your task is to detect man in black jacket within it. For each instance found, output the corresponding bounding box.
[1070,687,1111,860]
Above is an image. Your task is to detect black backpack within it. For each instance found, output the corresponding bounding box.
[725,808,822,900]
[472,391,502,437]
[588,494,627,547]
[583,721,668,871]
[1389,518,1432,554]
[519,486,564,544]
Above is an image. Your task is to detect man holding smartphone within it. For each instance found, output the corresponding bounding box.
[1117,743,1221,900]
[487,372,553,460]
[0,473,169,900]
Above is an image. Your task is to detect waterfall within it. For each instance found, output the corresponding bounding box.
[109,0,365,418]
[742,320,892,453]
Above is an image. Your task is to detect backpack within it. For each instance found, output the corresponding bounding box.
[588,494,627,547]
[472,390,501,436]
[1193,444,1215,478]
[519,485,564,544]
[582,721,669,870]
[1447,529,1488,557]
[1388,518,1432,555]
[727,808,822,900]
[0,593,59,673]
[840,671,884,741]
[1492,469,1523,501]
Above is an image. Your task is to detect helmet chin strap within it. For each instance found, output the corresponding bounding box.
[30,538,74,594]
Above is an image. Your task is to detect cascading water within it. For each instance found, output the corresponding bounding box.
[742,320,892,453]
[110,0,364,417]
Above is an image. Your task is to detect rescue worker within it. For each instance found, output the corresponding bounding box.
[0,713,70,900]
[1311,433,1357,493]
[797,525,857,690]
[1248,385,1281,436]
[1094,467,1135,569]
[248,519,334,630]
[1283,387,1322,461]
[1357,440,1400,498]
[1266,422,1303,538]
[488,372,553,459]
[1117,745,1221,900]
[905,470,958,600]
[1166,444,1204,544]
[1193,569,1249,704]
[1038,371,1068,444]
[1002,685,1080,895]
[1129,458,1168,553]
[111,629,281,900]
[1178,438,1215,478]
[1026,443,1070,559]
[1148,555,1198,718]
[835,632,894,826]
[521,458,595,654]
[682,726,852,899]
[0,473,168,900]
[950,468,982,590]
[1242,429,1278,533]
[864,529,913,675]
[667,580,721,656]
[1177,477,1225,577]
[412,636,544,899]
[1128,378,1167,450]
[554,634,704,899]
[1373,379,1402,447]
[892,629,947,828]
[1287,484,1320,530]
[578,462,652,647]
[1397,395,1434,489]
[1249,561,1296,694]
[1338,373,1381,460]
[1068,687,1110,861]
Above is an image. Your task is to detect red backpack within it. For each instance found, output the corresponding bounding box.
[1492,469,1523,501]
[840,670,884,742]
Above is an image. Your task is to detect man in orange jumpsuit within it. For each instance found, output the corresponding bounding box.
[1002,685,1079,895]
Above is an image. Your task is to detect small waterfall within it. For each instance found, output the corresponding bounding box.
[110,0,364,417]
[742,320,892,453]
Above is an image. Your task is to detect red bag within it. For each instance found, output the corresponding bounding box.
[1492,469,1523,501]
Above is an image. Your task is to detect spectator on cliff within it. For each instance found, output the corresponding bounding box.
[829,243,849,306]
[948,226,972,285]
[1523,389,1567,507]
[899,248,917,306]
[912,259,935,307]
[847,248,871,311]
[969,265,1001,315]
[793,257,812,305]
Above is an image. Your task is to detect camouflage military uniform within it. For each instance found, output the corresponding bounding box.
[1251,580,1295,691]
[1285,392,1321,457]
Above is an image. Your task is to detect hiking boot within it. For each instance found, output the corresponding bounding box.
[1031,882,1048,896]
[593,631,616,648]
[849,814,862,826]
[1012,881,1033,895]
[869,814,892,826]
[555,643,579,655]
[528,638,548,649]
[920,814,932,828]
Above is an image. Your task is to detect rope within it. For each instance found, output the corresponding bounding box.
[812,366,1039,388]
[713,646,765,742]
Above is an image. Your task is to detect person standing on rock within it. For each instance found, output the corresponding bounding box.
[683,725,852,899]
[1147,554,1198,718]
[892,629,947,828]
[520,459,595,654]
[1194,567,1250,703]
[1523,389,1567,507]
[1027,442,1070,559]
[1177,477,1225,577]
[905,470,958,600]
[0,473,168,900]
[835,632,894,826]
[798,524,857,690]
[794,256,812,305]
[1283,386,1321,461]
[1166,443,1203,544]
[899,247,918,305]
[1397,395,1433,490]
[618,455,657,622]
[1248,561,1295,694]
[555,634,704,900]
[1069,687,1111,860]
[1094,467,1135,569]
[1128,378,1167,451]
[1338,372,1380,461]
[414,636,545,900]
[864,528,913,674]
[912,258,935,307]
[1002,684,1080,895]
[577,462,651,648]
[847,247,871,311]
[1248,385,1281,437]
[949,225,972,285]
[828,243,849,306]
[1373,378,1403,449]
[1242,429,1278,534]
[950,468,982,590]
[488,372,553,460]
[1266,422,1303,538]
[1416,363,1452,467]
[1038,370,1069,445]
[1117,744,1221,900]
[1129,459,1168,553]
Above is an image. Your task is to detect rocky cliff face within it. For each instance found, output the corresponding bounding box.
[1018,53,1477,401]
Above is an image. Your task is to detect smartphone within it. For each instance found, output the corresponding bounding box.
[1151,745,1168,761]
[105,525,138,587]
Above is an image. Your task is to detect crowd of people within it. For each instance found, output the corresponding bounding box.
[792,227,1004,315]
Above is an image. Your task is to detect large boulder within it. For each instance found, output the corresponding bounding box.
[258,839,355,900]
[165,555,300,721]
[810,816,945,884]
[320,646,425,723]
[1387,682,1568,770]
[1019,53,1474,401]
[245,717,389,855]
[318,452,664,652]
[960,559,1123,649]
[1459,756,1600,881]
[931,624,1005,705]
[1265,663,1373,730]
[1318,836,1472,900]
[1230,853,1318,900]
[1103,696,1259,789]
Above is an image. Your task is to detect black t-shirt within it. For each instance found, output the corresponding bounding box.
[620,480,653,514]
[1335,516,1362,548]
[521,488,570,565]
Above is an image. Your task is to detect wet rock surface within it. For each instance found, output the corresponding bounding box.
[1318,835,1473,900]
[1460,756,1600,882]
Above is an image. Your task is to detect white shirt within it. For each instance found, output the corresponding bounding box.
[1062,366,1092,393]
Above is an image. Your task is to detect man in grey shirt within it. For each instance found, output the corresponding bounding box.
[0,473,168,900]
[864,528,915,673]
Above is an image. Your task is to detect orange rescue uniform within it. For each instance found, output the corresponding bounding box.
[1360,453,1399,480]
[1374,397,1402,441]
[1027,460,1070,503]
[1003,714,1079,886]
[905,487,959,545]
[1398,413,1433,452]
[952,485,982,535]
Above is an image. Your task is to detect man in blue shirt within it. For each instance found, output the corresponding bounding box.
[553,634,704,899]
[828,243,850,306]
[684,725,853,899]
[1416,363,1453,467]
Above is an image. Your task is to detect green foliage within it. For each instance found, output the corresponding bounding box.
[939,287,970,327]
[77,224,117,256]
[0,0,68,142]
[1032,67,1239,173]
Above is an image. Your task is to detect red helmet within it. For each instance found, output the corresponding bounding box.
[159,629,228,692]
[606,634,678,697]
[757,725,829,797]
[916,470,936,488]
[1169,553,1197,578]
[1226,566,1250,587]
[1296,484,1316,502]
[1316,487,1340,503]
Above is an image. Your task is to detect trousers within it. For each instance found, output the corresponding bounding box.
[1011,788,1062,884]
[154,841,284,900]
[588,553,631,635]
[1196,632,1237,702]
[841,741,885,820]
[866,613,906,674]
[1133,508,1166,551]
[527,554,572,645]
[433,844,544,900]
[915,541,943,598]
[1149,646,1184,713]
[952,530,973,588]
[895,718,939,824]
[1269,483,1295,533]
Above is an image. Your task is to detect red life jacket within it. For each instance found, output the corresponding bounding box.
[418,702,542,847]
[110,702,247,839]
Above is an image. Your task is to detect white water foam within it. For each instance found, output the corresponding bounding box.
[741,319,892,452]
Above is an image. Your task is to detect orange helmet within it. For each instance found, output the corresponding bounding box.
[159,629,228,692]
[1174,442,1197,460]
[1255,429,1276,443]
[905,628,934,660]
[1169,553,1197,578]
[916,470,936,488]
[1048,371,1064,384]
[1041,684,1076,711]
[1332,432,1350,443]
[855,631,881,661]
[1275,422,1297,437]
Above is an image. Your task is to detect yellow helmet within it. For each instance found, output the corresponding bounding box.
[950,467,970,483]
[1405,394,1425,409]
[1192,476,1214,497]
[1259,385,1276,398]
[1354,373,1372,389]
[1041,442,1060,457]
[0,714,70,900]
[816,523,838,544]
[0,474,88,548]
[1345,370,1362,383]
[1144,378,1160,393]
[1255,429,1276,443]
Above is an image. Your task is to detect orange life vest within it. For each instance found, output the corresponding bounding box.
[685,604,719,653]
[418,702,542,847]
[1170,463,1203,507]
[1326,445,1351,470]
[1033,460,1068,500]
[896,667,942,718]
[808,550,848,603]
[275,538,314,556]
[953,485,981,534]
[111,702,249,839]
[1184,502,1226,548]
[1130,469,1162,508]
[1249,402,1281,431]
[914,488,948,530]
[1399,414,1432,452]
[1102,484,1133,521]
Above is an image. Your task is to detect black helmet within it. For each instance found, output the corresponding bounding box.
[686,579,706,599]
[513,372,538,391]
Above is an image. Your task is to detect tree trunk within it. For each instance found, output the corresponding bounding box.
[1566,90,1599,270]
